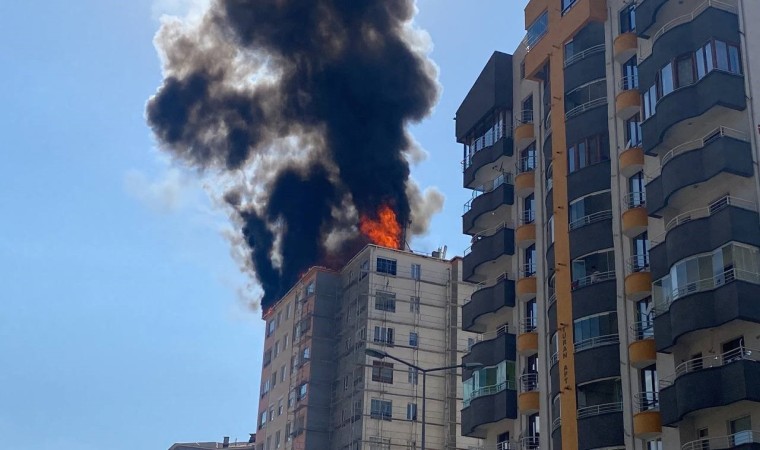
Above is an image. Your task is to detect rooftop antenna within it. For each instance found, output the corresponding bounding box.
[441,245,448,259]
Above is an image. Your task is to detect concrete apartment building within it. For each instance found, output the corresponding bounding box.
[255,245,481,450]
[169,436,256,450]
[456,0,760,449]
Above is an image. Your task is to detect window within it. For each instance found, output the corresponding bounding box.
[376,257,397,275]
[275,431,281,448]
[730,416,753,445]
[409,296,420,313]
[372,361,394,383]
[635,297,654,340]
[523,194,535,224]
[631,231,649,270]
[620,4,635,33]
[374,327,395,345]
[574,312,618,350]
[369,436,391,450]
[628,171,646,208]
[520,61,526,79]
[565,78,606,118]
[360,260,369,280]
[274,340,280,357]
[375,291,396,312]
[676,54,695,88]
[520,143,537,173]
[463,360,517,405]
[562,0,577,14]
[280,365,286,382]
[408,367,418,385]
[526,12,548,48]
[302,346,310,361]
[370,399,393,420]
[267,320,276,337]
[567,134,608,173]
[263,348,273,367]
[306,281,315,296]
[577,378,622,409]
[568,191,612,229]
[409,332,418,347]
[411,263,421,280]
[524,244,536,277]
[406,403,418,421]
[297,383,308,400]
[571,249,615,288]
[285,303,291,319]
[546,163,553,191]
[546,215,555,245]
[624,114,642,148]
[259,411,267,429]
[622,56,638,90]
[564,40,575,63]
[524,299,537,332]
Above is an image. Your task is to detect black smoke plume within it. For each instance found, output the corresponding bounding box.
[147,0,440,309]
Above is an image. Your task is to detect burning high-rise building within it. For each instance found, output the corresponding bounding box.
[146,0,442,310]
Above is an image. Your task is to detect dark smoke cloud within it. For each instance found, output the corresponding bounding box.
[147,0,440,309]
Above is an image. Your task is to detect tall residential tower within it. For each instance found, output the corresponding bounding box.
[457,1,760,449]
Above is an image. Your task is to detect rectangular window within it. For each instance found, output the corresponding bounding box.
[374,326,395,345]
[660,63,674,97]
[696,45,707,79]
[372,361,394,383]
[619,4,636,33]
[715,40,729,71]
[360,260,369,280]
[408,367,419,385]
[377,258,397,276]
[406,403,418,421]
[370,399,393,421]
[676,54,695,88]
[625,114,642,148]
[728,43,742,74]
[267,320,276,337]
[409,296,420,313]
[409,331,418,347]
[263,349,273,367]
[375,291,396,312]
[411,263,421,280]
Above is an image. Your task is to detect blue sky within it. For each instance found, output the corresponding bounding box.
[0,1,525,448]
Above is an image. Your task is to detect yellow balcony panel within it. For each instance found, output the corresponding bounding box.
[613,32,638,63]
[516,223,537,248]
[616,89,641,120]
[622,206,648,237]
[633,410,662,440]
[515,171,536,197]
[517,331,539,355]
[619,146,644,178]
[515,123,535,143]
[516,276,537,299]
[625,271,652,301]
[629,339,656,369]
[525,0,548,30]
[519,391,540,415]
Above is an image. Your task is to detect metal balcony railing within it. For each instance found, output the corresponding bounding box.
[523,11,548,51]
[681,431,760,450]
[660,346,759,388]
[619,74,639,91]
[464,173,514,213]
[464,222,514,255]
[519,317,538,334]
[519,372,539,392]
[462,123,513,171]
[654,268,760,315]
[519,209,536,225]
[569,210,613,231]
[547,290,557,307]
[520,262,537,279]
[519,436,540,450]
[552,416,562,431]
[550,351,559,366]
[626,253,650,274]
[651,0,738,44]
[634,391,660,413]
[564,43,605,67]
[470,324,512,347]
[572,270,616,290]
[577,401,623,419]
[629,320,655,341]
[515,109,534,126]
[517,155,537,174]
[625,191,646,210]
[574,333,619,352]
[566,97,607,119]
[650,196,756,246]
[467,442,520,450]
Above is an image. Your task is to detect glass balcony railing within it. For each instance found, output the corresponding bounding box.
[524,11,548,51]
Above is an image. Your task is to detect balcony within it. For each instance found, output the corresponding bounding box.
[613,32,637,63]
[518,373,539,414]
[619,143,644,178]
[569,210,613,259]
[622,192,647,237]
[463,274,516,333]
[572,272,616,320]
[463,132,514,189]
[659,347,760,426]
[464,174,515,235]
[681,431,760,450]
[461,387,518,438]
[641,71,746,154]
[615,75,640,120]
[577,402,625,450]
[515,155,536,198]
[565,43,606,93]
[516,210,536,248]
[625,254,652,302]
[653,272,760,352]
[628,321,656,369]
[514,110,535,145]
[465,326,517,368]
[463,223,515,283]
[648,197,760,280]
[646,128,753,215]
[517,317,538,356]
[633,391,662,439]
[516,263,537,300]
[575,340,621,385]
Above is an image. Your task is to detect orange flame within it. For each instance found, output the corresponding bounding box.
[359,204,402,249]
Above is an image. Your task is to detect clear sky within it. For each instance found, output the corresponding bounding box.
[0,1,525,448]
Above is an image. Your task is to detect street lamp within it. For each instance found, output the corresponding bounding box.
[365,348,483,450]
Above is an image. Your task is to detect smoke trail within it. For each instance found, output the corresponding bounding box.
[147,0,440,309]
